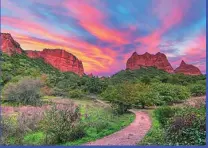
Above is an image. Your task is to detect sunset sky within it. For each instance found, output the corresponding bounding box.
[1,0,206,76]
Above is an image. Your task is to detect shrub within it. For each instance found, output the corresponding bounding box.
[151,83,190,105]
[141,76,151,84]
[84,77,108,94]
[41,103,85,144]
[139,111,165,145]
[135,84,161,108]
[0,116,17,145]
[102,83,138,114]
[165,106,206,145]
[2,77,43,106]
[52,87,68,96]
[1,108,44,145]
[154,106,178,126]
[68,89,83,99]
[188,84,206,96]
[23,131,45,145]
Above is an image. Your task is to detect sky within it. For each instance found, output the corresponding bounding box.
[1,0,206,76]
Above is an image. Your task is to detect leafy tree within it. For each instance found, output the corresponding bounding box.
[188,83,206,96]
[141,76,151,84]
[102,82,138,114]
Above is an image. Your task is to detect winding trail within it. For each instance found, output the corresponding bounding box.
[84,110,151,145]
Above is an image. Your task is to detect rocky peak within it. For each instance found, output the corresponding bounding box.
[126,51,174,73]
[0,33,23,55]
[180,60,186,66]
[132,51,138,57]
[88,73,93,78]
[1,32,84,76]
[175,60,202,75]
[26,49,84,76]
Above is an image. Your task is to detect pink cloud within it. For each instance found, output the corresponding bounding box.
[135,0,190,53]
[64,0,129,44]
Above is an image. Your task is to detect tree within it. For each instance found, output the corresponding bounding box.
[141,76,151,84]
[102,82,138,114]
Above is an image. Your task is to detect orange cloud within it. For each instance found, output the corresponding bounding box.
[2,26,118,75]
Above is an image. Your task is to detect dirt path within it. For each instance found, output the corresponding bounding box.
[84,110,151,145]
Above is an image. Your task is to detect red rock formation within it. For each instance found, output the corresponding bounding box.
[126,52,174,73]
[174,60,202,75]
[0,33,23,55]
[100,76,106,80]
[26,49,84,76]
[88,73,93,78]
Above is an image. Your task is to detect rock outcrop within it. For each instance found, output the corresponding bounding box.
[26,49,84,76]
[0,33,84,76]
[0,33,23,55]
[174,60,202,75]
[88,73,93,78]
[126,52,174,73]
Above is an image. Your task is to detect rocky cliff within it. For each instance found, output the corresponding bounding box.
[0,33,84,76]
[126,52,174,73]
[0,33,23,55]
[174,60,202,75]
[26,49,84,76]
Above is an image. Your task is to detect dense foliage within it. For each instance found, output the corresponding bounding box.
[2,77,43,106]
[1,53,206,146]
[140,104,206,145]
[165,105,206,145]
[1,99,134,145]
[41,103,85,144]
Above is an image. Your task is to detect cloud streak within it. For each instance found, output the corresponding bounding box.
[1,0,206,75]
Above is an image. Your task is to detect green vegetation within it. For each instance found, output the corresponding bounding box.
[1,98,134,145]
[139,104,206,145]
[139,110,165,145]
[188,83,206,96]
[2,77,43,106]
[1,53,206,146]
[41,103,85,144]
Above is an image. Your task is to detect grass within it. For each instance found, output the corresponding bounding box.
[6,97,135,146]
[1,100,21,107]
[23,131,45,145]
[63,98,135,145]
[138,110,165,145]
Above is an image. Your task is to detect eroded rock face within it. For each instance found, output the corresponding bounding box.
[0,33,23,55]
[174,60,202,75]
[88,73,93,78]
[1,33,84,76]
[26,49,84,76]
[126,52,174,73]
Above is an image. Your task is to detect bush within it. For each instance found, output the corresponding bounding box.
[154,106,178,126]
[151,83,190,105]
[52,87,68,96]
[139,111,165,145]
[165,106,206,145]
[102,83,138,114]
[68,89,83,99]
[141,76,151,84]
[0,116,17,145]
[41,103,85,144]
[84,77,108,94]
[188,84,206,96]
[134,84,160,108]
[2,77,43,106]
[1,108,44,145]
